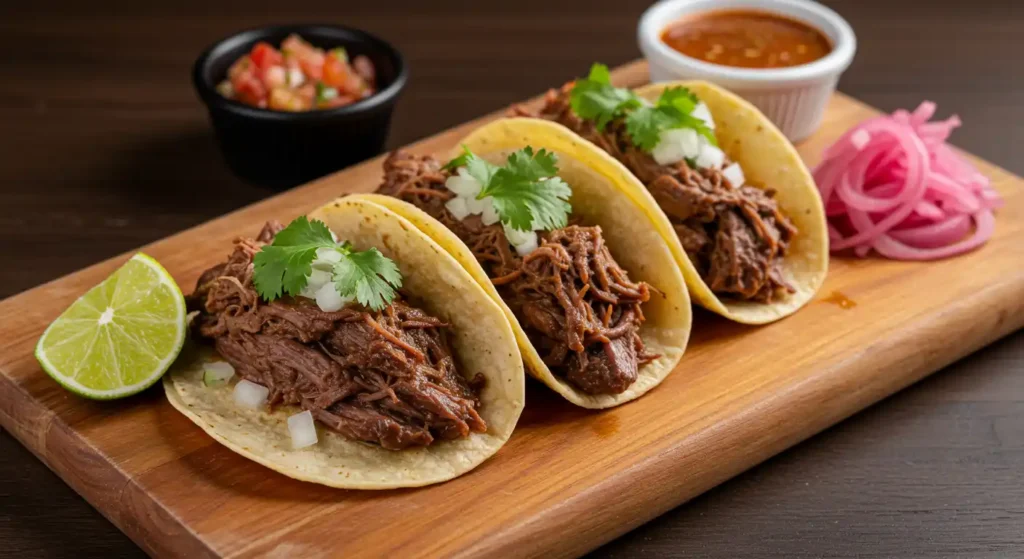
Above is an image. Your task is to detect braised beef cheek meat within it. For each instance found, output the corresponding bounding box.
[514,84,798,303]
[187,221,486,450]
[376,152,658,395]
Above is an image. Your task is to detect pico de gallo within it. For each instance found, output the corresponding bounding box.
[217,34,377,111]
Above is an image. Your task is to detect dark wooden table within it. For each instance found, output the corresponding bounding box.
[2,1,1021,557]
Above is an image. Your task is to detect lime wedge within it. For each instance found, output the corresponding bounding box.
[35,253,187,399]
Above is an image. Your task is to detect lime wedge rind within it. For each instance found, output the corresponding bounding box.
[34,253,187,400]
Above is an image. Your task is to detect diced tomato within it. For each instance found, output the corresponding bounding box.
[298,57,324,81]
[227,56,252,80]
[323,56,367,96]
[216,34,377,111]
[282,34,324,81]
[268,87,309,111]
[296,83,316,106]
[262,65,287,89]
[321,56,349,88]
[250,42,283,70]
[232,72,267,107]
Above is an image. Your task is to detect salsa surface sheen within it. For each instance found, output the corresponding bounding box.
[660,10,832,69]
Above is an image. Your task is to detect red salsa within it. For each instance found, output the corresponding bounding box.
[661,10,832,69]
[218,34,377,111]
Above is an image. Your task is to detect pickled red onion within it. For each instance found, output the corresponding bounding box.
[814,102,1002,261]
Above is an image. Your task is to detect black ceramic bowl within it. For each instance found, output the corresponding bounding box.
[193,24,407,189]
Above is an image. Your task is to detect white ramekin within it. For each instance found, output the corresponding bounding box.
[638,0,856,142]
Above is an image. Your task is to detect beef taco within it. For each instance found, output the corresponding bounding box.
[164,198,525,489]
[362,117,691,409]
[514,65,828,324]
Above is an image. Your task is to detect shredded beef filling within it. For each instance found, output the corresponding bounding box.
[187,221,486,450]
[376,151,657,395]
[513,84,798,303]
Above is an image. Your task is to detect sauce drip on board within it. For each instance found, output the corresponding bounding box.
[661,10,832,69]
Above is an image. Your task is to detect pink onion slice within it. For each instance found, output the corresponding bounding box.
[813,102,1001,260]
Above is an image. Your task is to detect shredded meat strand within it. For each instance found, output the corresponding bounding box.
[187,221,486,450]
[376,151,658,395]
[512,83,798,303]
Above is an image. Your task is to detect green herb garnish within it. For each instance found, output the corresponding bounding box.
[252,216,402,311]
[444,146,572,232]
[315,81,338,104]
[568,63,717,151]
[330,47,348,62]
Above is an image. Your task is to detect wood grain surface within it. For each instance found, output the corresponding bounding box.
[2,1,1022,557]
[1,57,1023,557]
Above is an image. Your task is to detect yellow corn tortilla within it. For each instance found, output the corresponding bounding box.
[164,198,525,489]
[631,81,829,324]
[357,117,692,409]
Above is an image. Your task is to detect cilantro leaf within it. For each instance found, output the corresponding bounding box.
[253,216,335,300]
[478,148,572,232]
[657,86,700,115]
[625,106,681,151]
[504,146,559,181]
[332,248,402,311]
[568,66,718,151]
[252,216,402,311]
[568,63,643,130]
[315,81,338,103]
[444,145,500,186]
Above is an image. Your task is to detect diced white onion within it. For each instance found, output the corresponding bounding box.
[287,410,318,449]
[233,379,269,408]
[445,196,470,220]
[480,197,500,225]
[445,168,483,198]
[287,67,305,88]
[314,247,342,266]
[464,195,486,215]
[722,162,746,187]
[315,282,350,312]
[692,102,715,129]
[203,361,235,386]
[652,127,701,165]
[651,139,685,166]
[696,144,725,169]
[308,268,331,288]
[513,233,539,256]
[503,224,535,245]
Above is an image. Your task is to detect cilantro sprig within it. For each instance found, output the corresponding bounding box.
[568,63,717,151]
[444,146,572,232]
[252,216,402,311]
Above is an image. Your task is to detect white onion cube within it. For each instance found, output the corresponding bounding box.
[722,163,746,187]
[692,102,715,129]
[514,233,539,256]
[203,361,235,386]
[464,195,486,215]
[503,224,534,246]
[696,144,725,169]
[288,410,318,449]
[445,168,483,197]
[315,282,350,312]
[314,247,342,265]
[307,268,331,288]
[233,380,269,408]
[480,197,500,225]
[445,196,470,220]
[287,68,305,88]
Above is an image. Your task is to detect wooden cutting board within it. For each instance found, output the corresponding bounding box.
[1,60,1022,559]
